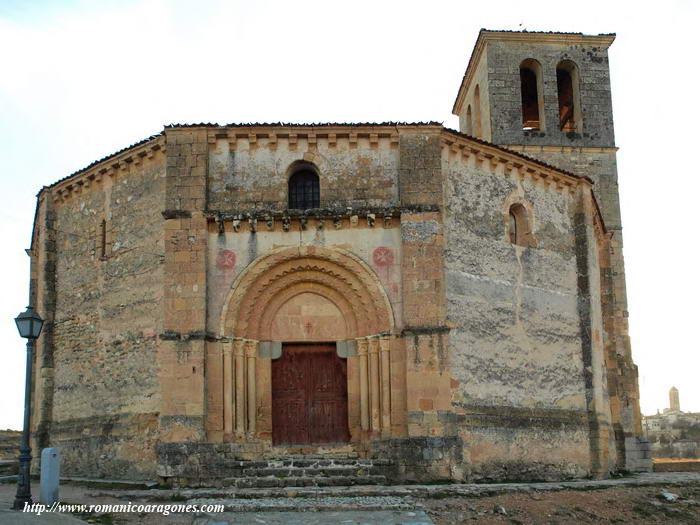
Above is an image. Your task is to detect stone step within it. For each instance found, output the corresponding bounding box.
[225,458,393,468]
[221,475,388,488]
[187,496,417,513]
[218,458,397,483]
[263,452,360,460]
[238,466,389,478]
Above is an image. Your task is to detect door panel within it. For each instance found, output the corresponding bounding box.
[271,344,349,445]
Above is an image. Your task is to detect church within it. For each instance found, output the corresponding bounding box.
[27,29,651,486]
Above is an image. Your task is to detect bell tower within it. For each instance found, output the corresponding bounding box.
[452,29,646,471]
[670,387,680,412]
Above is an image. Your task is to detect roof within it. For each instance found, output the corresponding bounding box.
[43,122,442,192]
[442,127,588,182]
[43,122,587,192]
[35,120,607,239]
[452,29,616,115]
[44,132,164,192]
[165,121,443,129]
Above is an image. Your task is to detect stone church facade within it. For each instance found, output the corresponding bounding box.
[27,30,650,485]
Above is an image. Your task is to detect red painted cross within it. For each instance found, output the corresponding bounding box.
[372,247,394,267]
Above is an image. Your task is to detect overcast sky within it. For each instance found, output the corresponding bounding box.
[1,0,698,429]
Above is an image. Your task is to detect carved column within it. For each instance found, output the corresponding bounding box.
[233,338,246,437]
[380,334,392,436]
[357,338,370,431]
[245,340,257,435]
[222,341,234,439]
[368,336,381,432]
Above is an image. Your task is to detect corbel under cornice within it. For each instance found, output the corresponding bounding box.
[440,132,587,193]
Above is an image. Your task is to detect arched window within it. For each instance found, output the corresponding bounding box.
[466,105,473,136]
[557,60,581,132]
[508,203,531,247]
[520,59,544,130]
[288,169,320,209]
[473,85,482,138]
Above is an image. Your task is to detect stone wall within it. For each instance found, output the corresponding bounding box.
[441,145,612,479]
[452,31,644,471]
[0,430,20,460]
[208,129,400,211]
[484,39,615,148]
[29,124,631,482]
[32,143,166,479]
[456,50,491,141]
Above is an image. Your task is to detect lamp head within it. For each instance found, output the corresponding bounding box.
[15,306,44,339]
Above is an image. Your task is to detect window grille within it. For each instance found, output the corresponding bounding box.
[288,170,320,209]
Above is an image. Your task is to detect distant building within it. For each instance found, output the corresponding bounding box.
[643,387,700,459]
[669,386,681,413]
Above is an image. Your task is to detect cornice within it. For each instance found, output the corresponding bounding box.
[452,35,487,116]
[480,30,615,47]
[198,123,442,150]
[440,132,588,198]
[441,130,609,239]
[46,136,166,204]
[440,129,592,188]
[503,144,619,154]
[202,205,438,233]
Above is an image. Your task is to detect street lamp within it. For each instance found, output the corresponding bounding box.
[12,306,44,510]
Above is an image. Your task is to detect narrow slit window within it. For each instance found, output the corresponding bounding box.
[100,219,107,259]
[466,105,473,136]
[288,170,320,210]
[473,85,482,138]
[520,59,543,130]
[509,210,517,244]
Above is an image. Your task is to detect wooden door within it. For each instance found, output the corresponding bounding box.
[271,344,349,445]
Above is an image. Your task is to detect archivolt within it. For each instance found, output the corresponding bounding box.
[220,246,394,340]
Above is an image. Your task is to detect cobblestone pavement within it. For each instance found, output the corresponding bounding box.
[193,510,434,525]
[189,495,413,512]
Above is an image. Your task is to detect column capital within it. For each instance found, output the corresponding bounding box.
[356,337,369,355]
[368,336,380,354]
[379,334,393,352]
[245,340,258,358]
[233,338,245,356]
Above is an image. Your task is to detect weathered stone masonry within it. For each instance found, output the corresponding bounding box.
[25,29,649,484]
[452,30,645,472]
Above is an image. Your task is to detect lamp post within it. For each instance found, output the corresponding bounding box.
[12,306,44,511]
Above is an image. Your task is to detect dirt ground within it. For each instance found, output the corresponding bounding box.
[423,484,700,524]
[67,484,700,525]
[2,479,700,524]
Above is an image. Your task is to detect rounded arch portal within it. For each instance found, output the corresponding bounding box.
[220,246,395,341]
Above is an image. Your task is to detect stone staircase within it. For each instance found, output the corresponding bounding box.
[219,455,396,488]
